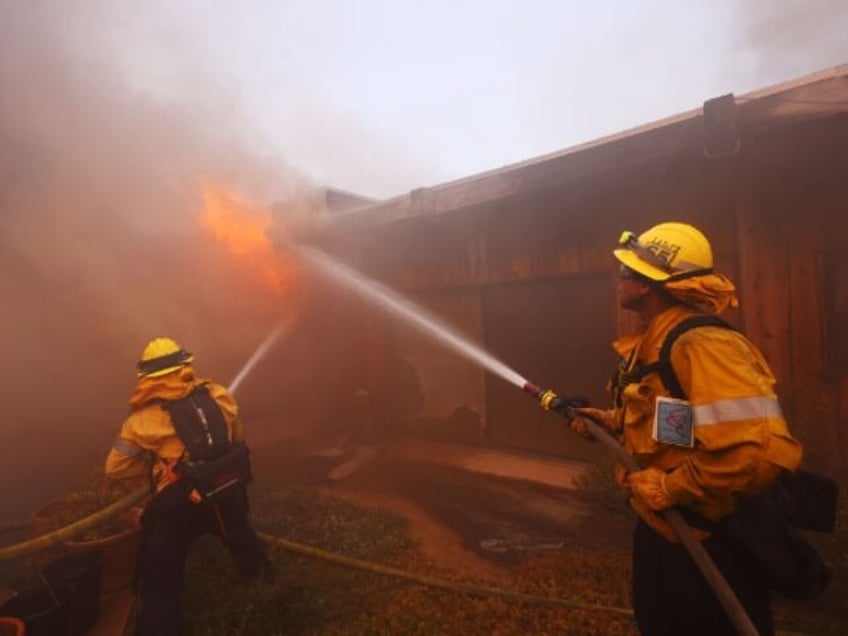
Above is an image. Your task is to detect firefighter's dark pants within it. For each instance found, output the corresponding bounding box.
[135,486,269,636]
[632,519,773,636]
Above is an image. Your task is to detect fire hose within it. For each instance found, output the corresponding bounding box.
[297,246,760,634]
[0,488,148,562]
[0,486,634,619]
[0,470,795,633]
[0,417,760,635]
[0,437,761,636]
[523,382,760,636]
[0,391,758,632]
[258,532,634,617]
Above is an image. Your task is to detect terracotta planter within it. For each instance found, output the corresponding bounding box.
[31,501,143,593]
[65,508,142,593]
[42,550,102,634]
[0,581,73,636]
[0,617,25,636]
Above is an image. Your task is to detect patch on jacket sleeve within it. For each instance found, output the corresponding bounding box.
[652,396,694,447]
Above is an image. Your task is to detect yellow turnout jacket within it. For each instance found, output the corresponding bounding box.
[105,366,242,494]
[611,305,802,540]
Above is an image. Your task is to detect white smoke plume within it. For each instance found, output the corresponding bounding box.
[0,2,312,517]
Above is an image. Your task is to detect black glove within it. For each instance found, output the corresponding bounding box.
[561,393,590,408]
[546,393,590,419]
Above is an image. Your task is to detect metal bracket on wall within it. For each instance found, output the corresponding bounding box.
[702,93,741,159]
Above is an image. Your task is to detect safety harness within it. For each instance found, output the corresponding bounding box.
[134,385,255,592]
[612,314,734,407]
[611,314,834,599]
[162,384,252,505]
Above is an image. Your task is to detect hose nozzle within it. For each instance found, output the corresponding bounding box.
[523,382,573,417]
[538,389,560,411]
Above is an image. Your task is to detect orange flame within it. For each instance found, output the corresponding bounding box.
[199,183,297,296]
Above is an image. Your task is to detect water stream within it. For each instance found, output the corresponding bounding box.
[228,315,294,394]
[288,247,746,628]
[297,246,529,389]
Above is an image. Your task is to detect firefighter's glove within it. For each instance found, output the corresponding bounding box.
[561,393,590,408]
[570,407,618,440]
[627,466,674,511]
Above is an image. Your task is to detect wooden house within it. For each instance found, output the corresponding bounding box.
[311,65,848,476]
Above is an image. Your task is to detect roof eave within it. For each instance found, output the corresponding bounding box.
[335,63,848,228]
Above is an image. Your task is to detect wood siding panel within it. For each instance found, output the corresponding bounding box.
[348,111,848,471]
[839,377,848,480]
[787,218,825,381]
[734,182,791,384]
[483,276,616,460]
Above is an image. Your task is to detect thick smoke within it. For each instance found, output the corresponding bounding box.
[731,0,848,85]
[4,0,846,523]
[0,4,313,518]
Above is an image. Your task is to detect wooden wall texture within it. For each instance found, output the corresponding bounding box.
[353,111,847,472]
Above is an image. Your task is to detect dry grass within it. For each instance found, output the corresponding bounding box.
[181,482,846,635]
[182,486,635,635]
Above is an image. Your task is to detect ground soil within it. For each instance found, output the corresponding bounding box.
[252,440,848,635]
[255,442,633,576]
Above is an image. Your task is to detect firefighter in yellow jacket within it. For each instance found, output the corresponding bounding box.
[106,338,270,636]
[573,222,802,636]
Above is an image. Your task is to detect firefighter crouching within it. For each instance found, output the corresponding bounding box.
[105,337,271,636]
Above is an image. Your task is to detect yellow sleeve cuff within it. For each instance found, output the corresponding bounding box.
[663,467,702,506]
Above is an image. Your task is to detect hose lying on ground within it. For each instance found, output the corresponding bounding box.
[0,486,633,617]
[258,531,634,617]
[0,490,820,634]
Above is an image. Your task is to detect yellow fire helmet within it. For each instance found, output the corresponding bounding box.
[614,222,713,282]
[137,337,194,378]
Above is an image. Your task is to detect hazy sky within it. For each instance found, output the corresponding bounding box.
[91,0,848,198]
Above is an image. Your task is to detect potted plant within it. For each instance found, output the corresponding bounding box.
[31,470,147,593]
[0,617,26,636]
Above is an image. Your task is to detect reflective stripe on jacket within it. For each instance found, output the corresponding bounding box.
[611,305,802,541]
[105,366,242,493]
